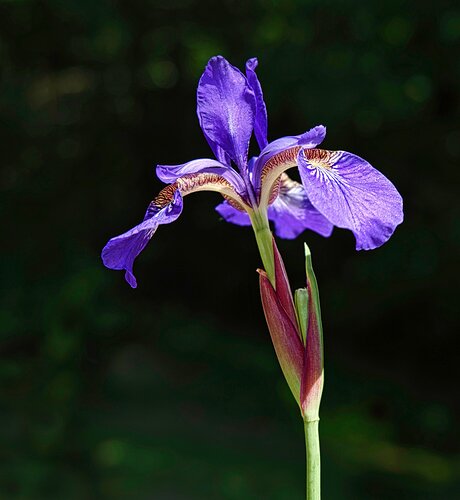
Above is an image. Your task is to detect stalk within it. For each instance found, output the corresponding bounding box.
[253,218,323,499]
[304,419,321,500]
[250,210,275,285]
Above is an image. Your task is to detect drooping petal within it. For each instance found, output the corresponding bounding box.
[102,172,248,287]
[268,175,334,239]
[215,200,251,226]
[298,149,404,250]
[245,58,268,150]
[197,56,256,171]
[156,158,246,194]
[102,190,183,288]
[253,125,326,196]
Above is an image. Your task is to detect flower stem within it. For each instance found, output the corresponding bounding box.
[250,211,275,285]
[304,419,321,500]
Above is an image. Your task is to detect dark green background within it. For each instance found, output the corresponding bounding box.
[1,0,459,498]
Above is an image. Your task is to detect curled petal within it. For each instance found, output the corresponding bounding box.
[156,158,246,194]
[215,200,251,226]
[257,145,301,207]
[197,56,256,170]
[256,125,326,166]
[157,158,226,183]
[253,125,326,197]
[268,175,334,239]
[297,125,327,148]
[102,191,183,288]
[245,58,268,150]
[298,149,404,250]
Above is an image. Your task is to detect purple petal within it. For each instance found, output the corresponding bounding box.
[156,158,246,194]
[203,137,232,166]
[268,175,334,239]
[215,200,251,226]
[259,125,326,160]
[101,191,183,288]
[253,125,326,193]
[197,56,256,170]
[212,142,232,166]
[298,149,404,250]
[245,58,268,150]
[297,125,327,148]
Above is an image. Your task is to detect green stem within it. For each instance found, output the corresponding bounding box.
[251,211,322,498]
[250,211,275,285]
[304,419,321,500]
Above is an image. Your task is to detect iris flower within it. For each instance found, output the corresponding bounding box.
[102,56,403,287]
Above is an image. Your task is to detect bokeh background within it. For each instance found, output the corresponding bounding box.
[1,0,459,498]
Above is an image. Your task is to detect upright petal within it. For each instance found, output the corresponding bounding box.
[245,58,268,149]
[202,136,232,166]
[197,56,256,170]
[298,149,404,250]
[268,175,334,239]
[102,190,183,288]
[212,142,232,166]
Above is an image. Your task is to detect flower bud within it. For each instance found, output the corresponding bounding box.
[259,239,324,421]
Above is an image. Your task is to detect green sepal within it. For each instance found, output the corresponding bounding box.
[300,243,324,422]
[304,243,322,323]
[294,287,309,344]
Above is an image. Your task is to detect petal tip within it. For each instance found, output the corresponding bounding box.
[125,270,138,288]
[197,54,256,169]
[246,57,258,70]
[298,125,327,148]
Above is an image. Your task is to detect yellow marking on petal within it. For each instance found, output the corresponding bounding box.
[303,149,340,170]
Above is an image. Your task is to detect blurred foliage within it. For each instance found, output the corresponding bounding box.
[0,0,459,498]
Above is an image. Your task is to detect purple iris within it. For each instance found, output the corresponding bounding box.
[102,56,403,288]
